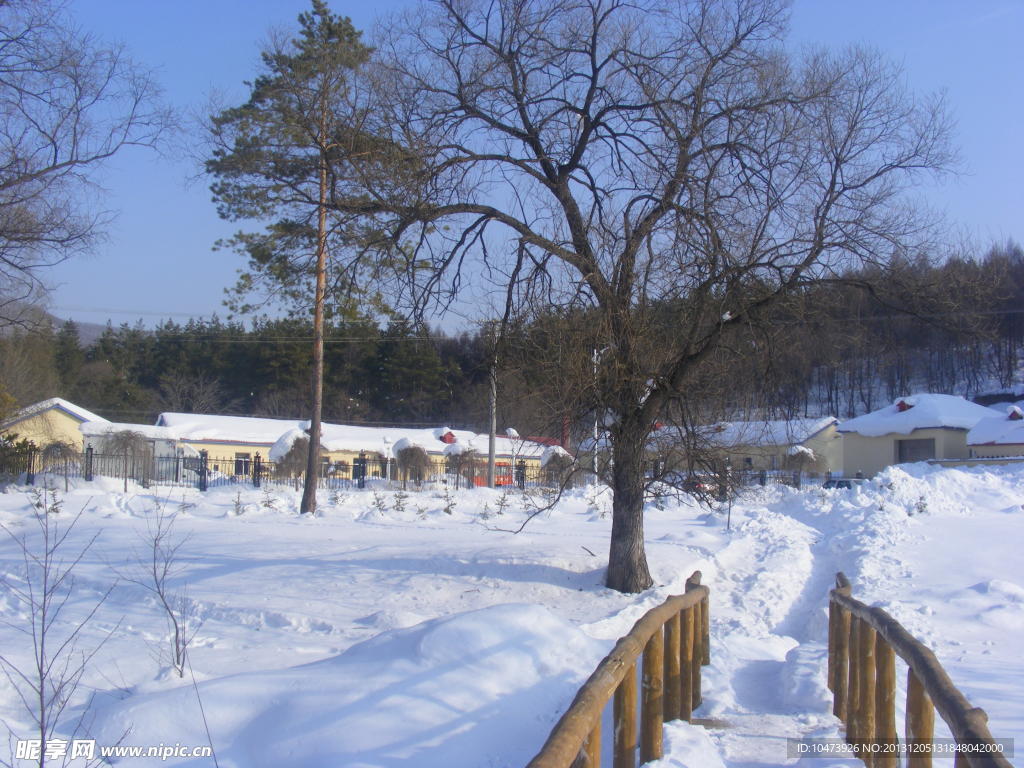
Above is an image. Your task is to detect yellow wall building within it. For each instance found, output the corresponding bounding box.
[0,398,108,450]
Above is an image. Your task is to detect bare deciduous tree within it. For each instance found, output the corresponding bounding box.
[0,0,172,328]
[340,0,954,591]
[158,372,230,415]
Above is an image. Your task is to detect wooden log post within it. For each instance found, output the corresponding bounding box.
[833,604,851,720]
[614,662,638,768]
[691,597,702,710]
[573,721,601,768]
[906,669,934,768]
[875,637,898,768]
[701,594,710,665]
[847,614,862,746]
[828,599,838,692]
[680,607,694,722]
[664,613,682,722]
[858,618,877,767]
[686,572,709,667]
[641,630,665,763]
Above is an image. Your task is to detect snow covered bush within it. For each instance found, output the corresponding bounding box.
[396,444,433,487]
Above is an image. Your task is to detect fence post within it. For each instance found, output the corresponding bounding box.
[578,720,601,768]
[613,662,638,768]
[680,606,693,722]
[641,630,665,763]
[833,604,851,720]
[355,453,366,489]
[828,599,837,692]
[906,670,934,768]
[857,618,877,766]
[253,454,262,488]
[664,613,682,722]
[198,450,208,492]
[25,449,36,486]
[84,446,93,482]
[875,638,897,768]
[847,614,861,746]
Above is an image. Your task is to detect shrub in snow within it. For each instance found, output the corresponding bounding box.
[445,448,481,488]
[541,447,574,487]
[442,485,456,515]
[275,436,317,478]
[393,489,408,514]
[261,486,278,512]
[495,488,512,516]
[396,444,433,487]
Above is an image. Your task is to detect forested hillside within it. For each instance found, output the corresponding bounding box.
[2,243,1022,437]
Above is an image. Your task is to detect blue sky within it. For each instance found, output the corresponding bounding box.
[48,0,1024,329]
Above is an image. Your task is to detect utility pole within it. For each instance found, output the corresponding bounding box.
[487,323,497,488]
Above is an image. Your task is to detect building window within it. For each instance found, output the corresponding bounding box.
[234,452,252,476]
[896,438,935,464]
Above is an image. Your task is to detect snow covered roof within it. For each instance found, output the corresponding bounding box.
[707,417,838,447]
[150,412,550,459]
[80,421,178,440]
[318,423,476,456]
[2,398,108,429]
[967,406,1024,446]
[317,423,547,459]
[838,394,995,437]
[156,412,306,445]
[580,417,837,453]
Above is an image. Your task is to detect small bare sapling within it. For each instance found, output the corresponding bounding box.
[126,506,197,678]
[0,490,118,767]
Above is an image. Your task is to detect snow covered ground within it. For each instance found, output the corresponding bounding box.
[0,464,1021,767]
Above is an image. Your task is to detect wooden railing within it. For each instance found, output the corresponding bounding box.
[829,573,1013,768]
[527,571,710,768]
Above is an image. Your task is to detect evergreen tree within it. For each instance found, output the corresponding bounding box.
[54,321,84,394]
[207,1,378,512]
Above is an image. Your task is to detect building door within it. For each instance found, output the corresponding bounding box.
[896,438,935,464]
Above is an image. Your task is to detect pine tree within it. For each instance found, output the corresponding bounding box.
[207,1,374,514]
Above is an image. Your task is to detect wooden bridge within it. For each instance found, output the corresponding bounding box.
[527,571,1014,768]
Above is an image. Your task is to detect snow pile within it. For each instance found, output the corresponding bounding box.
[838,393,995,436]
[268,426,307,460]
[92,605,607,768]
[787,444,815,461]
[443,441,470,456]
[391,436,428,454]
[541,444,572,467]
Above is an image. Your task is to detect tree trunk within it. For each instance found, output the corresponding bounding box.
[606,419,653,593]
[300,141,329,515]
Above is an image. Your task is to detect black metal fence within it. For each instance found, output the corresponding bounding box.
[0,447,589,493]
